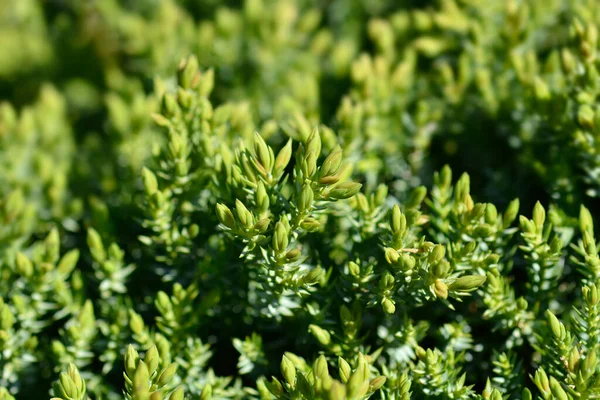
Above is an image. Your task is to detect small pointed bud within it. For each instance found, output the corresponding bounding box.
[374,184,388,205]
[533,76,550,100]
[583,349,597,378]
[546,310,562,339]
[587,24,598,46]
[356,354,369,381]
[15,252,33,277]
[328,182,362,200]
[474,224,494,238]
[189,224,200,238]
[197,68,214,96]
[580,205,594,234]
[169,387,185,400]
[584,231,597,255]
[568,347,580,372]
[68,363,85,395]
[303,151,318,178]
[369,376,386,392]
[281,355,296,386]
[434,280,448,299]
[517,297,528,310]
[177,88,194,110]
[398,373,411,394]
[0,305,14,331]
[320,146,343,180]
[465,241,477,253]
[356,193,369,212]
[406,186,427,209]
[266,378,284,396]
[254,217,270,233]
[348,261,360,276]
[235,200,254,229]
[550,236,563,253]
[155,335,171,364]
[313,355,329,379]
[503,198,520,227]
[384,247,399,264]
[57,373,75,399]
[145,345,160,374]
[301,217,321,231]
[391,205,406,234]
[54,364,86,400]
[297,373,313,397]
[306,128,322,159]
[348,371,369,399]
[125,345,140,378]
[157,364,178,387]
[133,361,150,395]
[584,285,599,306]
[301,268,323,285]
[43,228,60,264]
[520,216,535,234]
[382,298,395,314]
[298,184,314,214]
[87,228,106,263]
[339,357,351,383]
[142,167,158,196]
[579,42,593,63]
[432,260,450,279]
[162,93,178,116]
[256,378,271,399]
[533,202,546,229]
[399,254,416,271]
[472,204,487,220]
[274,139,293,177]
[285,248,302,262]
[455,173,471,202]
[379,272,395,292]
[485,204,498,224]
[309,324,331,345]
[561,48,576,74]
[156,291,172,316]
[151,112,170,128]
[449,275,487,292]
[254,132,274,172]
[549,377,568,400]
[439,165,452,188]
[256,181,269,214]
[272,220,289,253]
[282,352,304,368]
[329,381,347,400]
[482,378,492,398]
[129,310,145,335]
[200,384,212,400]
[429,244,445,264]
[55,249,79,276]
[215,203,236,229]
[178,55,199,89]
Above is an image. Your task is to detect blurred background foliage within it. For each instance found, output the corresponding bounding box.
[4,0,600,217]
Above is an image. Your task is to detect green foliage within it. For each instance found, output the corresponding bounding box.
[4,1,600,399]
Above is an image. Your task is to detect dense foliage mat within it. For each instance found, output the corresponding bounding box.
[3,0,600,399]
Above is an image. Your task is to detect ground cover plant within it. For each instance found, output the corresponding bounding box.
[4,0,600,399]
